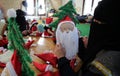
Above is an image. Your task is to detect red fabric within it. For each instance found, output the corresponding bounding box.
[53,71,60,76]
[0,62,6,68]
[31,26,37,31]
[38,71,60,76]
[46,17,53,24]
[0,37,8,47]
[51,37,56,42]
[70,59,76,69]
[0,50,3,54]
[44,31,51,36]
[34,53,57,67]
[36,32,42,37]
[33,61,48,72]
[44,29,54,37]
[11,50,22,76]
[24,40,34,49]
[59,16,72,23]
[38,71,53,76]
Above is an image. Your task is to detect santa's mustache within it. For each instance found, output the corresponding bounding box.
[56,28,79,60]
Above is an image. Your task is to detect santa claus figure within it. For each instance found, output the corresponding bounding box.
[56,16,79,60]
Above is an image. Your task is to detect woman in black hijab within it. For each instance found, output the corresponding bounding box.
[84,0,120,63]
[82,0,120,75]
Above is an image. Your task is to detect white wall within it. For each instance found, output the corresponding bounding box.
[0,0,22,12]
[75,0,83,15]
[62,0,69,5]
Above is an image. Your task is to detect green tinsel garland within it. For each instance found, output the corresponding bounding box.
[7,18,35,76]
[59,1,77,14]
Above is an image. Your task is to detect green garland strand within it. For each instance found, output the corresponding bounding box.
[59,1,77,14]
[7,18,35,76]
[49,1,79,28]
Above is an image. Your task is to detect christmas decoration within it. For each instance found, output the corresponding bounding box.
[7,8,35,76]
[33,61,53,72]
[31,20,38,27]
[49,1,79,28]
[34,53,57,67]
[56,16,79,60]
[24,40,34,49]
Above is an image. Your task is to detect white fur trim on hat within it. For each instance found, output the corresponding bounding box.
[6,62,17,76]
[31,21,38,26]
[45,64,53,72]
[57,21,75,30]
[0,50,13,63]
[7,8,16,18]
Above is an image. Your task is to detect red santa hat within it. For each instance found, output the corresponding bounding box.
[0,51,21,76]
[57,16,75,27]
[33,61,53,72]
[34,53,58,67]
[46,17,53,25]
[24,40,34,49]
[30,20,38,31]
[5,50,22,76]
[31,19,38,26]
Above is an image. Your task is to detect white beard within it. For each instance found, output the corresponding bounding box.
[56,27,79,60]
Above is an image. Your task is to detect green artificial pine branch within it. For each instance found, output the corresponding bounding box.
[59,1,77,14]
[49,19,61,28]
[49,0,79,28]
[53,11,67,18]
[7,18,35,76]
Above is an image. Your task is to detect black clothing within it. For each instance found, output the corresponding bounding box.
[77,37,86,61]
[83,0,120,64]
[58,0,120,76]
[57,38,99,76]
[58,57,100,76]
[16,9,28,32]
[16,16,27,32]
[82,0,120,75]
[89,50,120,76]
[58,57,77,76]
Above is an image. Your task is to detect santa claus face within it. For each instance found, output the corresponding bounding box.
[56,22,79,60]
[60,22,74,33]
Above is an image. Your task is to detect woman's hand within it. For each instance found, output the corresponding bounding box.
[54,43,66,59]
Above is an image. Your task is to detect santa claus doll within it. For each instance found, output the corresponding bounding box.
[55,16,82,71]
[56,16,79,60]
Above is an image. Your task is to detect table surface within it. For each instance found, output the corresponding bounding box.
[0,36,82,75]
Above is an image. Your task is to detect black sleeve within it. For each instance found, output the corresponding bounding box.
[77,37,86,62]
[58,57,77,76]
